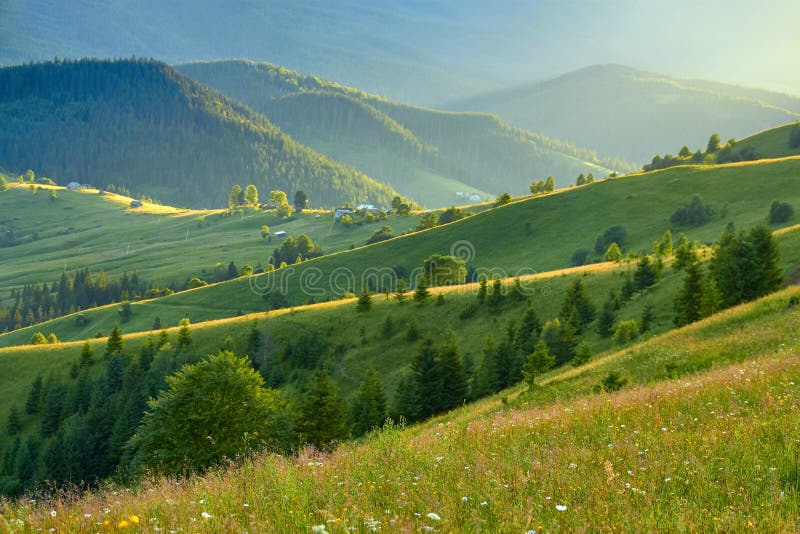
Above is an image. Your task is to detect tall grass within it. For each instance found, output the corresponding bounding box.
[3,288,800,531]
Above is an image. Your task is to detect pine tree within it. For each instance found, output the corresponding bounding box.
[541,318,576,366]
[350,368,387,436]
[157,329,170,349]
[152,316,162,330]
[75,341,93,368]
[6,405,22,435]
[177,317,192,349]
[438,335,468,411]
[749,225,783,295]
[522,340,555,387]
[105,324,124,357]
[356,287,372,313]
[390,372,419,423]
[597,299,616,338]
[298,369,349,451]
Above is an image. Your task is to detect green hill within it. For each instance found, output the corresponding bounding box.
[2,156,799,347]
[0,180,440,323]
[0,58,398,208]
[3,280,800,529]
[450,64,800,163]
[178,60,629,205]
[723,122,800,161]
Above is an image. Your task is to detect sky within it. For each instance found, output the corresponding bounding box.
[0,0,797,101]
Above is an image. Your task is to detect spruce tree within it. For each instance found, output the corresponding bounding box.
[597,299,616,338]
[395,278,407,304]
[350,368,387,436]
[105,324,124,357]
[605,242,623,262]
[640,303,655,333]
[749,225,783,295]
[560,279,596,332]
[40,383,65,438]
[633,256,657,291]
[177,317,192,349]
[6,405,22,435]
[356,287,372,313]
[571,342,592,367]
[674,260,704,326]
[79,340,93,367]
[438,335,468,411]
[152,316,162,330]
[25,375,43,415]
[410,339,443,420]
[298,369,349,451]
[477,277,488,303]
[522,339,555,388]
[247,320,262,358]
[514,306,541,356]
[699,278,722,318]
[488,278,504,309]
[413,280,430,304]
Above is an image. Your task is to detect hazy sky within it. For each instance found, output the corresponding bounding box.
[0,0,797,100]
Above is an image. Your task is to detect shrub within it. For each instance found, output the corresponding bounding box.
[768,201,794,224]
[595,226,628,254]
[570,248,591,267]
[613,320,639,344]
[130,351,291,476]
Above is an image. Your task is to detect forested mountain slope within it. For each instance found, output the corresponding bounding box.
[0,59,398,208]
[179,60,628,205]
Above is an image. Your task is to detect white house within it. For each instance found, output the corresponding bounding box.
[273,230,288,239]
[334,208,354,220]
[67,182,82,190]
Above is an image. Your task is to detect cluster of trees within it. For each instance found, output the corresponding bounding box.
[674,224,782,325]
[271,234,324,267]
[530,176,556,195]
[413,205,472,232]
[0,269,166,333]
[339,206,389,229]
[575,172,595,186]
[670,195,715,227]
[0,59,397,209]
[643,131,768,172]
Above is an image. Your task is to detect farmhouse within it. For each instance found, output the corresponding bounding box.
[273,230,288,239]
[67,182,82,190]
[130,200,143,208]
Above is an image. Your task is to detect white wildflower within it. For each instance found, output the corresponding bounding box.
[426,512,441,521]
[201,512,213,519]
[555,504,567,512]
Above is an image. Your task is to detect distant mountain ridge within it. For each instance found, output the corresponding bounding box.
[449,64,800,163]
[178,60,631,205]
[0,58,398,208]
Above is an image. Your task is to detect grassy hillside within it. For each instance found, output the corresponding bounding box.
[3,285,800,530]
[724,122,800,160]
[0,58,398,208]
[3,156,798,347]
[0,182,434,307]
[178,60,629,204]
[451,64,800,163]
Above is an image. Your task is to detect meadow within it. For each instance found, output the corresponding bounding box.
[2,155,799,348]
[3,286,799,532]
